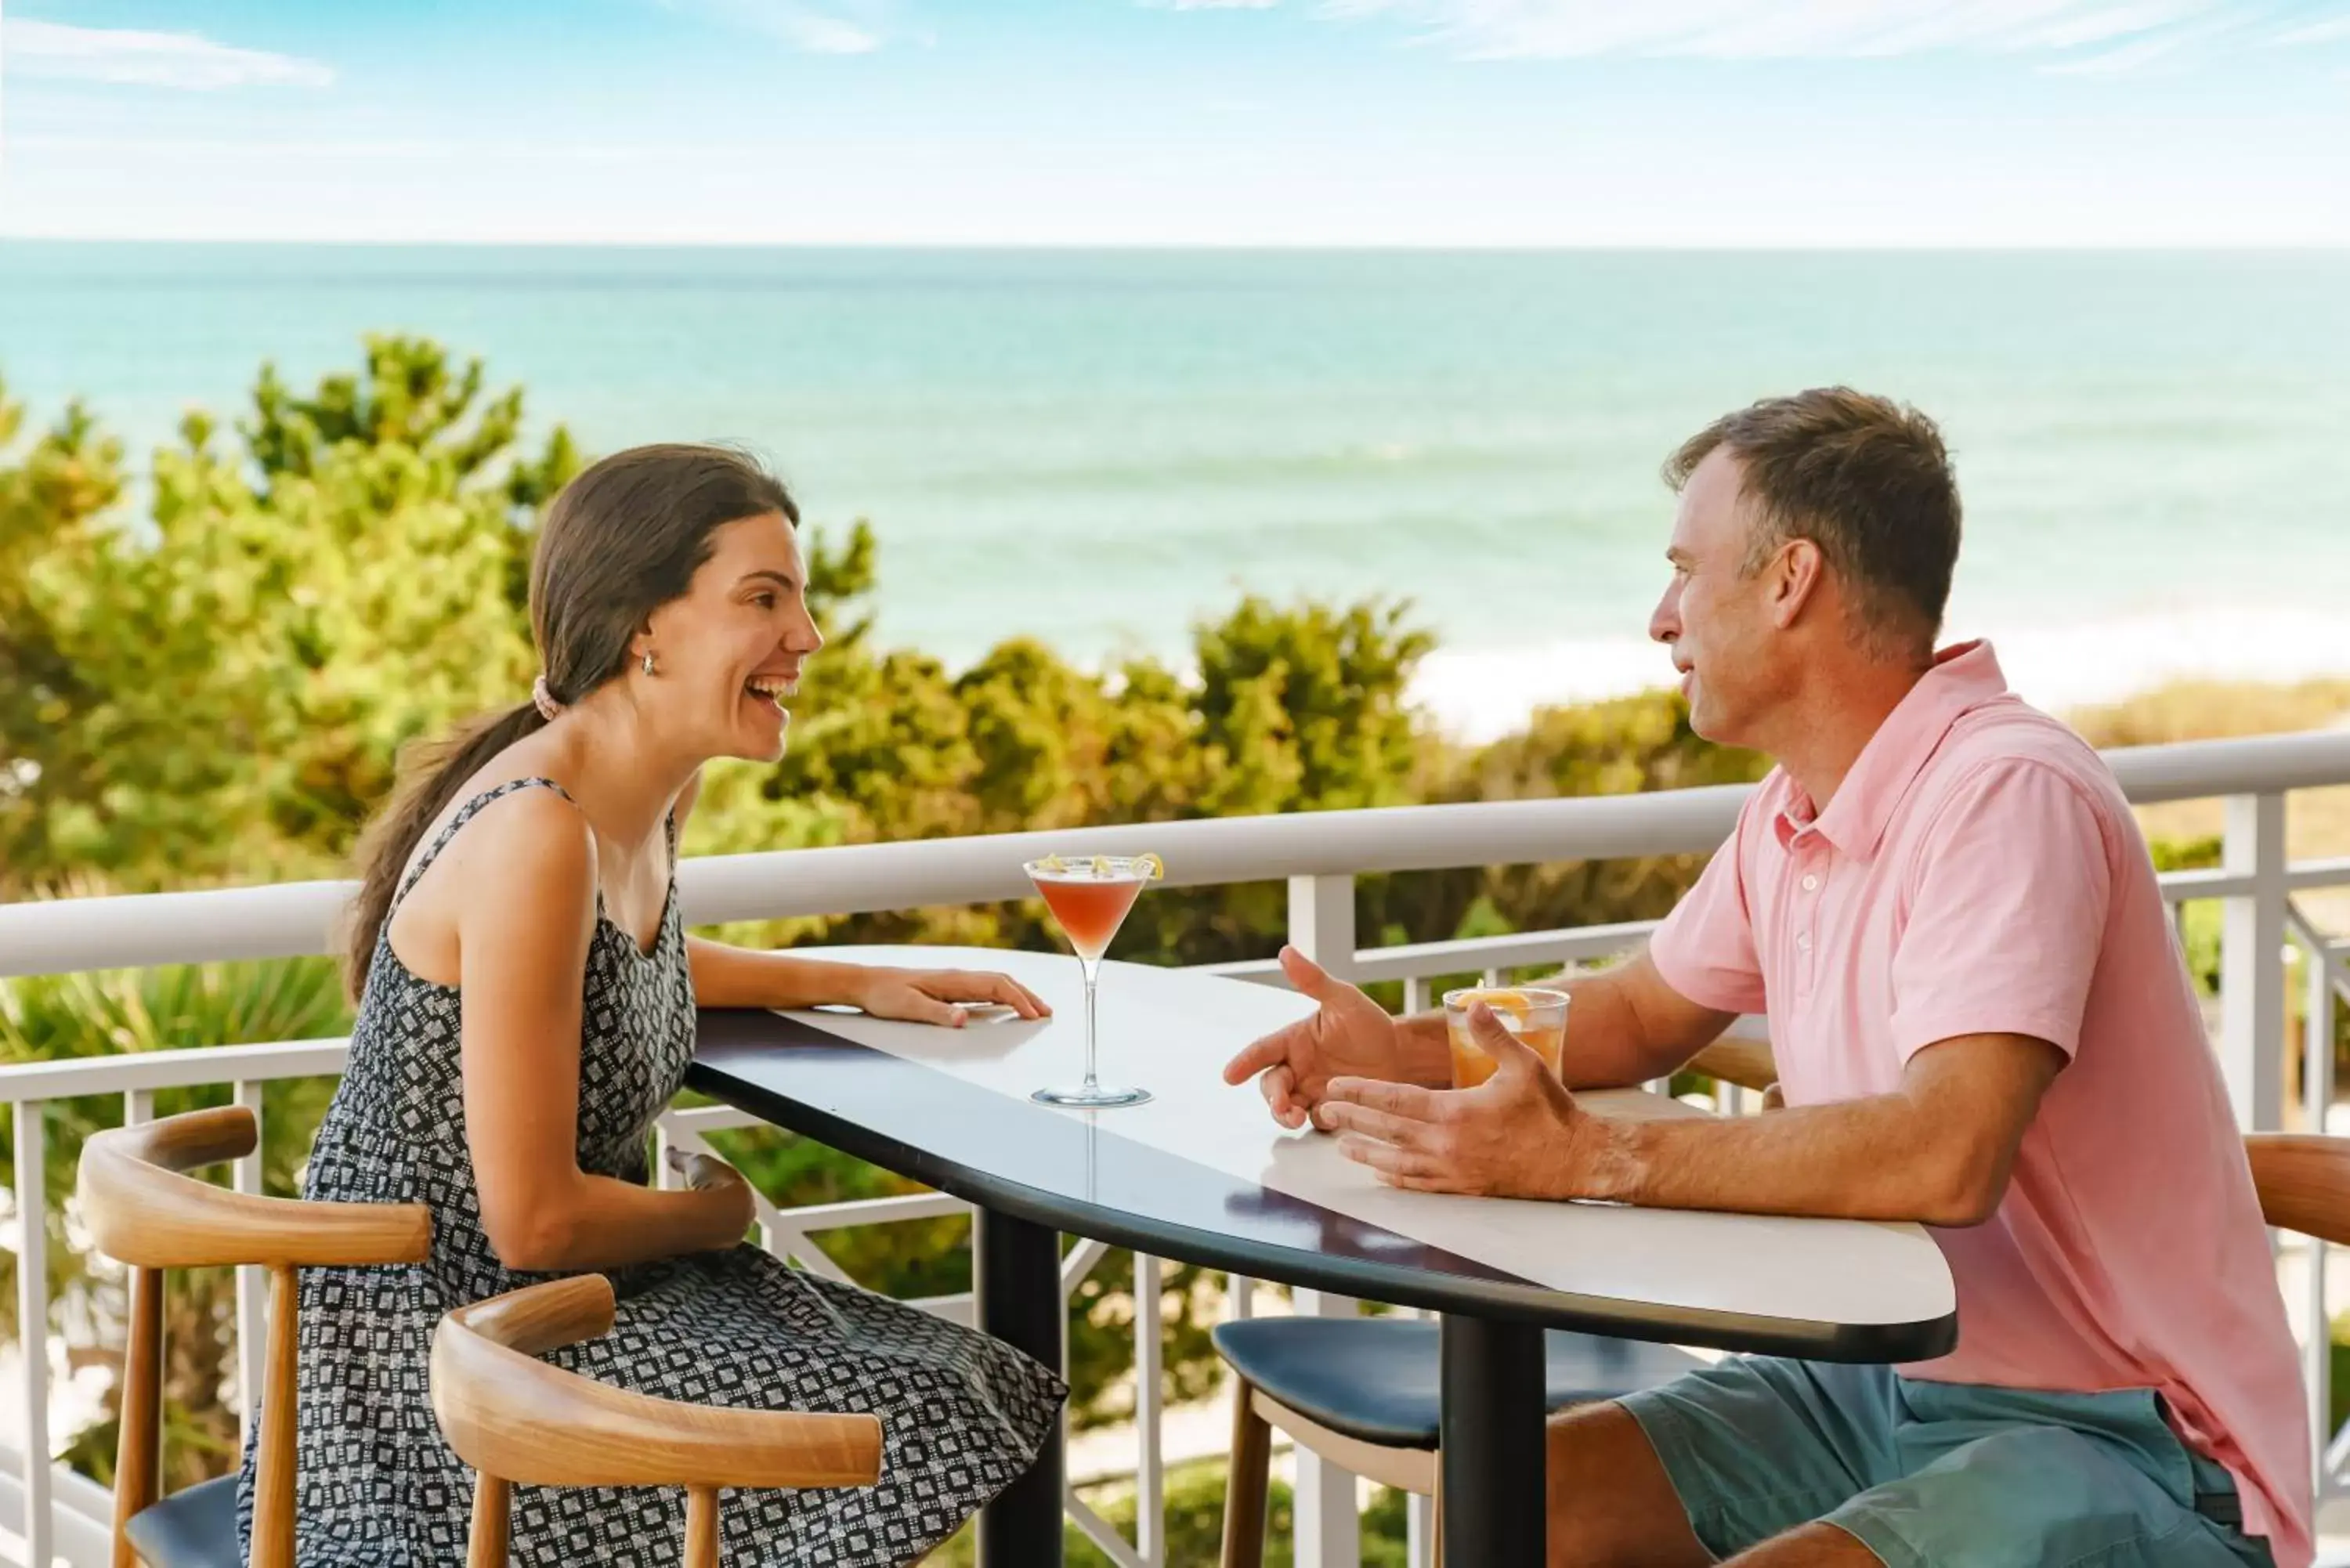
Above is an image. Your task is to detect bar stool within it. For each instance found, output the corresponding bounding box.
[78,1104,432,1568]
[1214,1036,1780,1568]
[429,1274,884,1567]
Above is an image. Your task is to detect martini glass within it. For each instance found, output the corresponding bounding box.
[1025,853,1162,1108]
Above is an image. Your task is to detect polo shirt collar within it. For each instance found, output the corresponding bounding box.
[1775,640,2012,860]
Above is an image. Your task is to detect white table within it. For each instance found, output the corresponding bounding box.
[690,945,1958,1568]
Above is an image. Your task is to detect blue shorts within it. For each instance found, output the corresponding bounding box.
[1619,1357,2276,1568]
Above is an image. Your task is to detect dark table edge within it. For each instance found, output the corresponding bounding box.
[687,1057,1958,1364]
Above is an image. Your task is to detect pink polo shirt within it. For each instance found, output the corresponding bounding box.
[1650,641,2311,1566]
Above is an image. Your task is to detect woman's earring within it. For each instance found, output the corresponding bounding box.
[641,650,657,677]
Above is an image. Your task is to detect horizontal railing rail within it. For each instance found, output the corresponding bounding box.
[14,729,2350,981]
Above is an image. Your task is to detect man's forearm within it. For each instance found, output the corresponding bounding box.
[1548,969,1681,1090]
[1578,1094,1991,1227]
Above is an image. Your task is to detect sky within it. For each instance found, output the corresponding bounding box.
[2,0,2347,245]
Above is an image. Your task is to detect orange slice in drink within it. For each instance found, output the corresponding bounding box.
[1457,988,1531,1023]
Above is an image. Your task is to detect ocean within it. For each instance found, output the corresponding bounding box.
[2,243,2345,739]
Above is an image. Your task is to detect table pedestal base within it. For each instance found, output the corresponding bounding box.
[1441,1313,1548,1567]
[975,1209,1065,1567]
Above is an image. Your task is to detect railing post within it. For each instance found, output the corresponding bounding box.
[1289,873,1358,987]
[233,1080,267,1447]
[15,1099,51,1568]
[2304,931,2337,1498]
[1286,874,1361,1568]
[1408,1493,1434,1568]
[2222,794,2288,1133]
[1135,1252,1165,1567]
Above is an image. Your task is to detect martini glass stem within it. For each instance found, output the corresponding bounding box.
[1079,954,1103,1096]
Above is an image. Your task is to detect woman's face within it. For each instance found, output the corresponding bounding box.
[640,510,824,764]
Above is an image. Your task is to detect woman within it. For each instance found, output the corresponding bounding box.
[239,444,1067,1566]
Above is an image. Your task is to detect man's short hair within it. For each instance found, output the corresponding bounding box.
[1665,388,1961,658]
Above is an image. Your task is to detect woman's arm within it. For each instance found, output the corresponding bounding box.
[687,938,1052,1023]
[454,790,752,1272]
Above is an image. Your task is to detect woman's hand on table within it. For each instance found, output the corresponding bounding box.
[852,966,1052,1028]
[1317,1001,1615,1199]
[1222,946,1408,1131]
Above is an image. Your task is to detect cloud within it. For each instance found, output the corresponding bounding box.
[1209,1,2350,62]
[2037,30,2193,70]
[0,18,334,89]
[2269,13,2350,43]
[659,0,898,52]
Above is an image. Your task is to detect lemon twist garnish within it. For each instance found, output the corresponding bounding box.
[1037,854,1066,873]
[1091,854,1113,876]
[1133,852,1164,881]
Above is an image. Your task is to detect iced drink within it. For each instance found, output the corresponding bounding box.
[1444,987,1569,1088]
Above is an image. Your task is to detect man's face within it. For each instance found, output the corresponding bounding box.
[1649,448,1780,746]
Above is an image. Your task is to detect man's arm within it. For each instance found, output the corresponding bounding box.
[1323,1017,2063,1227]
[1377,948,1738,1092]
[1553,952,1743,1090]
[1584,1031,2064,1225]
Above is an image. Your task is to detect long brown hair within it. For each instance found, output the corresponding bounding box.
[345,443,795,993]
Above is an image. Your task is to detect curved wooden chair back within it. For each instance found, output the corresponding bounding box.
[77,1105,432,1568]
[429,1274,884,1568]
[2245,1135,2350,1245]
[1686,1035,1779,1098]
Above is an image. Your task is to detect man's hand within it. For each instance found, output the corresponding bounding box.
[1223,946,1407,1130]
[1318,1002,1613,1198]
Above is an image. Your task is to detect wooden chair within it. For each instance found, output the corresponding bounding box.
[429,1274,884,1568]
[2246,1134,2350,1244]
[77,1104,432,1568]
[1215,1036,1780,1568]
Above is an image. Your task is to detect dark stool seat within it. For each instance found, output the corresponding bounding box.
[1213,1317,1704,1450]
[122,1475,240,1568]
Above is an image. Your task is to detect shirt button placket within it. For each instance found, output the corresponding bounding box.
[1795,855,1820,993]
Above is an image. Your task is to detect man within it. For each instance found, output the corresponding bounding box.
[1224,388,2310,1567]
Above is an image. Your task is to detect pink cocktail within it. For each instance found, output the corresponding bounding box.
[1025,854,1162,1108]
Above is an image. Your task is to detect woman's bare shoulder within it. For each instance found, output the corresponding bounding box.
[389,773,598,959]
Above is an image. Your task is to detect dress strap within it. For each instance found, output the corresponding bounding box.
[389,777,577,916]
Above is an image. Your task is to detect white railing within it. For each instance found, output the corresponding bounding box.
[7,728,2350,1566]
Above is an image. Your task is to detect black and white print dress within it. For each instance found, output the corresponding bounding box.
[237,778,1066,1567]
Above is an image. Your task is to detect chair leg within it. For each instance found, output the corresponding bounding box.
[251,1266,301,1568]
[1431,1470,1444,1568]
[1220,1378,1272,1568]
[685,1486,721,1568]
[467,1474,511,1568]
[111,1266,164,1568]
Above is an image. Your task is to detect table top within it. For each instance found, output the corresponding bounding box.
[690,945,1957,1361]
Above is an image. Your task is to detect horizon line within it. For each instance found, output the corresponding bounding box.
[5,234,2348,254]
